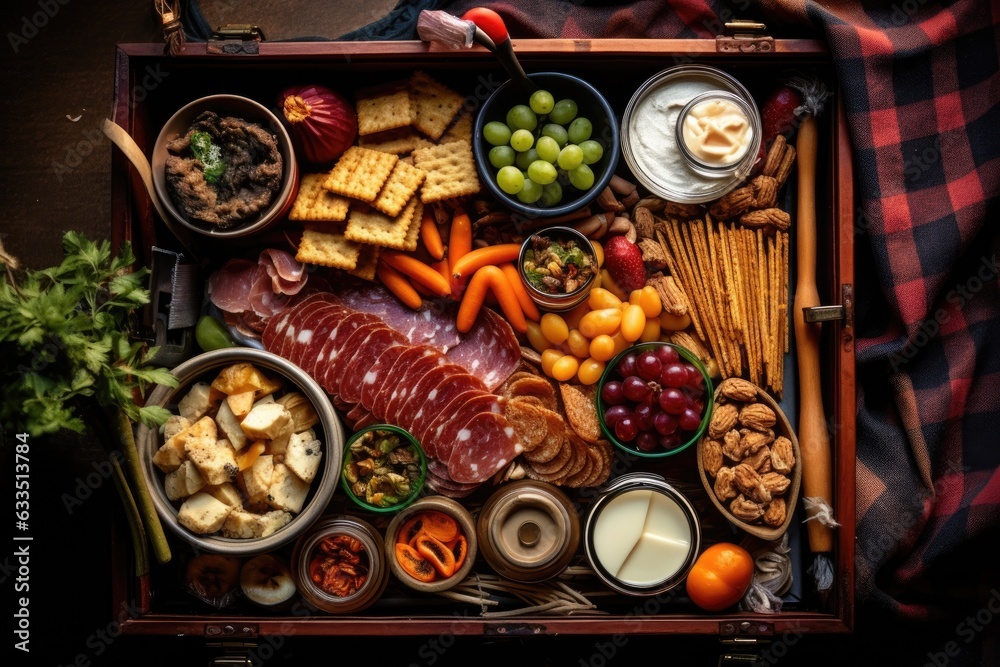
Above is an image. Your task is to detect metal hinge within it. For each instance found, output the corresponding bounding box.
[716,20,773,53]
[208,24,265,55]
[207,640,258,667]
[802,284,854,329]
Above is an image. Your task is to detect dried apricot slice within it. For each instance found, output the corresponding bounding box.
[394,543,436,582]
[415,534,457,578]
[420,511,459,543]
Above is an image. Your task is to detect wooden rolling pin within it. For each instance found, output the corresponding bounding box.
[792,112,835,554]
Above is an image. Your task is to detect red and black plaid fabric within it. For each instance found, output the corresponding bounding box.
[441,0,1000,656]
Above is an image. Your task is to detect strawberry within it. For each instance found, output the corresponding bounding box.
[603,235,646,293]
[761,85,803,146]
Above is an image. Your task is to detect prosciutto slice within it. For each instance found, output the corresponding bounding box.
[208,258,257,313]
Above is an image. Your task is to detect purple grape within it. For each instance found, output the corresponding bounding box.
[658,432,682,450]
[654,345,679,365]
[653,411,679,435]
[658,387,687,415]
[603,404,632,428]
[684,363,704,390]
[659,363,688,388]
[635,432,659,452]
[601,380,625,406]
[678,408,702,431]
[635,351,662,381]
[615,416,639,442]
[633,403,654,431]
[622,375,650,402]
[617,353,637,378]
[684,389,705,413]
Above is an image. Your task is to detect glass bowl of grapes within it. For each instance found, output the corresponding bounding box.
[596,342,714,458]
[473,72,621,218]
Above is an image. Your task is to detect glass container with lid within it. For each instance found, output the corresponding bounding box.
[477,480,581,582]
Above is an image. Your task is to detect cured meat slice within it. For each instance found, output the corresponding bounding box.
[445,411,520,484]
[383,351,452,424]
[446,307,521,391]
[339,327,409,406]
[372,345,445,422]
[394,363,483,431]
[260,292,339,354]
[425,393,502,464]
[338,283,463,351]
[359,345,411,412]
[321,319,386,399]
[208,258,257,314]
[283,303,346,369]
[409,383,490,456]
[259,248,307,294]
[313,312,382,395]
[425,460,481,498]
[275,300,338,363]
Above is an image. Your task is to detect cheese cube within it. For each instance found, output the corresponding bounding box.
[285,431,322,483]
[222,508,292,539]
[267,463,310,514]
[226,391,255,419]
[241,403,293,440]
[204,482,242,508]
[178,382,215,422]
[177,492,233,534]
[153,416,217,473]
[164,460,205,501]
[185,436,238,486]
[215,400,249,451]
[161,415,192,440]
[243,454,274,502]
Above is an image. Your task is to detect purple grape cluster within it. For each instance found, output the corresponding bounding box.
[600,345,707,453]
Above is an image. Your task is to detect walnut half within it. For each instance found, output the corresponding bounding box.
[730,494,765,522]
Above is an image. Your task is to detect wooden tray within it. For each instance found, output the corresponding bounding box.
[109,37,856,643]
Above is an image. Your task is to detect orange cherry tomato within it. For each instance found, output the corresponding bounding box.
[684,542,754,611]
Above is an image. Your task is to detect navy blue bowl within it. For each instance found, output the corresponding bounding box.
[473,72,621,219]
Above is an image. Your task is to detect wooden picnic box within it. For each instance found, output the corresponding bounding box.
[109,31,856,658]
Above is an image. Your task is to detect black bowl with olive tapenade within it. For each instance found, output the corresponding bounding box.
[517,226,598,312]
[151,94,298,239]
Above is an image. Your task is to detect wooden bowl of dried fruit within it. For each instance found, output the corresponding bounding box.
[696,378,801,542]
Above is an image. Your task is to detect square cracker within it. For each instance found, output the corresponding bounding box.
[295,226,360,270]
[346,243,380,281]
[372,160,426,217]
[359,127,428,155]
[401,200,424,252]
[308,190,351,222]
[438,108,473,146]
[288,174,324,221]
[356,88,413,136]
[409,70,465,141]
[343,196,421,250]
[412,140,481,204]
[323,146,398,203]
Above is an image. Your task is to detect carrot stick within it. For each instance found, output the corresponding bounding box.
[448,206,473,273]
[457,265,526,334]
[420,207,445,261]
[450,243,521,280]
[381,250,451,296]
[377,260,422,309]
[499,262,541,321]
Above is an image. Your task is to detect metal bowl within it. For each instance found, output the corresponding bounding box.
[516,225,598,312]
[137,348,343,556]
[151,94,298,239]
[473,72,620,218]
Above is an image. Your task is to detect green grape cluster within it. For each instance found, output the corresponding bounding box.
[483,89,604,206]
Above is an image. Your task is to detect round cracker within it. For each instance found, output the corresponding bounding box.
[522,409,568,463]
[505,375,559,412]
[524,435,572,476]
[562,442,596,488]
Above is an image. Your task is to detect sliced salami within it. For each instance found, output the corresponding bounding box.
[261,292,339,355]
[383,351,451,424]
[338,283,463,351]
[372,345,444,422]
[446,307,521,391]
[286,304,347,371]
[421,392,501,462]
[410,385,490,455]
[445,411,520,484]
[338,327,409,406]
[424,473,480,499]
[394,363,483,429]
[321,319,386,399]
[359,345,411,412]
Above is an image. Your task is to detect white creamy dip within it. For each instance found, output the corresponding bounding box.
[681,97,751,166]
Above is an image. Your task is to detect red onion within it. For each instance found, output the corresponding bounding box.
[278,84,357,165]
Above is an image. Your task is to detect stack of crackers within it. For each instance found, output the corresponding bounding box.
[495,368,614,489]
[290,71,481,279]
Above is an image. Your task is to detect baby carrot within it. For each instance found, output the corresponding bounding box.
[450,243,521,281]
[420,207,445,261]
[499,262,541,322]
[457,265,526,334]
[381,250,452,296]
[448,206,473,273]
[377,261,422,310]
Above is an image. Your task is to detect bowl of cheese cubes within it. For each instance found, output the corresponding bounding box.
[137,348,343,555]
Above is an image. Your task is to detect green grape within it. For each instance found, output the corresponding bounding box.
[517,178,543,204]
[579,140,604,165]
[506,104,538,131]
[549,99,578,125]
[496,165,525,194]
[527,160,558,185]
[529,89,555,115]
[489,145,516,168]
[568,163,595,190]
[557,144,584,170]
[540,181,563,207]
[535,136,560,163]
[510,129,535,152]
[483,121,512,146]
[567,117,593,144]
[541,123,569,147]
[515,147,540,170]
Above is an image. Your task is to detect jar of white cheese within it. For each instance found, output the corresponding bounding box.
[621,66,761,204]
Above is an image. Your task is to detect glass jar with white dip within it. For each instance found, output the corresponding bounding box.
[621,65,762,204]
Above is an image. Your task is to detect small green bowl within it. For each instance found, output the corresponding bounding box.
[341,424,427,513]
[596,342,714,458]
